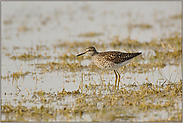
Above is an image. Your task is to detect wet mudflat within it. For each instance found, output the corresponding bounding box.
[1,2,182,122]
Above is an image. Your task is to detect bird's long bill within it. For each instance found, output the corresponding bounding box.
[76,52,86,57]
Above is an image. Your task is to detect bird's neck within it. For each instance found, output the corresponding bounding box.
[91,51,98,56]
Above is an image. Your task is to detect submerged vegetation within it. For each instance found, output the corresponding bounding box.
[1,31,182,121]
[1,71,31,81]
[1,80,182,122]
[10,53,51,61]
[78,32,104,37]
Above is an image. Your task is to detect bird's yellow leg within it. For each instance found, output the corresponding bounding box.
[114,70,118,89]
[116,70,120,89]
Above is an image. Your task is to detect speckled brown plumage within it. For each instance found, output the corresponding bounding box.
[97,51,142,64]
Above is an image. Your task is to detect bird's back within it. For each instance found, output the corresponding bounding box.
[92,51,141,69]
[97,51,141,64]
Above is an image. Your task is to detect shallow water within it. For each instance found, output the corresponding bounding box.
[1,2,182,122]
